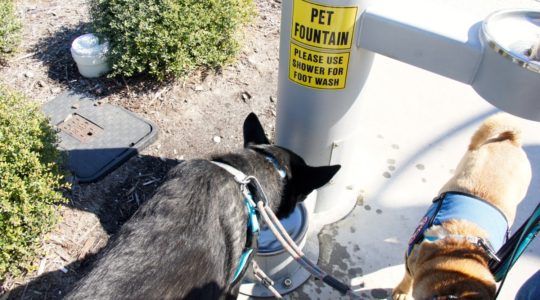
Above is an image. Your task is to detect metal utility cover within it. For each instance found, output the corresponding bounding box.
[42,92,158,182]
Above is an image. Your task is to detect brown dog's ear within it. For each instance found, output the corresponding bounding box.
[243,113,270,147]
[297,165,341,195]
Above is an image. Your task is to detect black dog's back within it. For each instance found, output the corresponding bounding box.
[67,113,340,299]
[67,159,250,299]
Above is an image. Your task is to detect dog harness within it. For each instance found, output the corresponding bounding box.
[211,153,286,285]
[407,191,509,257]
[231,191,260,284]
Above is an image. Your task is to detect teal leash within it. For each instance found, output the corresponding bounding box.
[490,202,540,298]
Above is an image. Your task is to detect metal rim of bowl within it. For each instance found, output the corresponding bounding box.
[481,8,540,74]
[256,203,310,256]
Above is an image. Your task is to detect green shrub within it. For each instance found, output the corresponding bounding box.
[0,0,22,61]
[90,0,254,80]
[0,86,68,280]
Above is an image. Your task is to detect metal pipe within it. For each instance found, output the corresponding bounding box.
[358,0,483,84]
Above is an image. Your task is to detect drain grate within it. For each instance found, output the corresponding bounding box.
[57,114,104,143]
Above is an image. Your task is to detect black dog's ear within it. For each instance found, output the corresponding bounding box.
[243,113,270,147]
[297,165,341,195]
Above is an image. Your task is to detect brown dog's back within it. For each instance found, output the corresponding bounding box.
[469,113,522,150]
[394,113,532,300]
[440,112,531,225]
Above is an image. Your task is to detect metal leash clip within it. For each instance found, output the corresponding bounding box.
[239,179,257,208]
[252,260,283,299]
[242,175,269,208]
[478,238,501,263]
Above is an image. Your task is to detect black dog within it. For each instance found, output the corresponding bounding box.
[67,113,340,300]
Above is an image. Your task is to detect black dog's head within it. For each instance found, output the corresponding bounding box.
[243,113,340,218]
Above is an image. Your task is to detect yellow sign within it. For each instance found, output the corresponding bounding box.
[289,43,349,89]
[291,0,357,50]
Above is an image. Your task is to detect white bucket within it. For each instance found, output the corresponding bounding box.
[71,33,111,78]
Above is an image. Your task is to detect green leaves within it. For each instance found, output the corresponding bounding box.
[90,0,254,80]
[0,86,68,281]
[0,0,21,62]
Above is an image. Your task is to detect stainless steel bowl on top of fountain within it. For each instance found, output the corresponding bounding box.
[473,9,540,121]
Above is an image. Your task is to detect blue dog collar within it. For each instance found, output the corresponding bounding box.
[265,156,286,179]
[407,192,509,256]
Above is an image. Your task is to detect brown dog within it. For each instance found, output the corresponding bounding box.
[392,113,532,300]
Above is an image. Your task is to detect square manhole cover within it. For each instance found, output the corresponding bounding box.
[42,92,158,182]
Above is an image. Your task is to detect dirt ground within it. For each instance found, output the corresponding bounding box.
[0,0,282,298]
